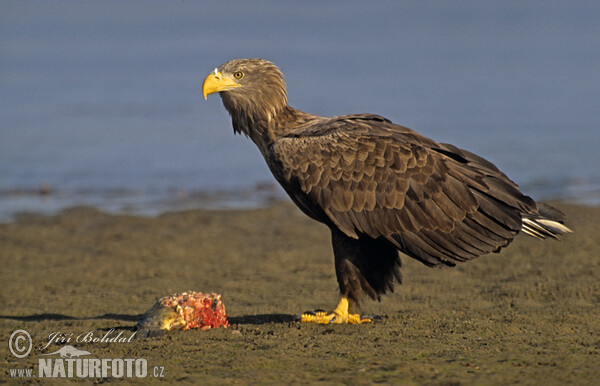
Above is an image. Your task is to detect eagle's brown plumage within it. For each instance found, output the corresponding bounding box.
[203,58,571,305]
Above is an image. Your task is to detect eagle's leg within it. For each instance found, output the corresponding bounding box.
[300,230,400,324]
[300,297,372,324]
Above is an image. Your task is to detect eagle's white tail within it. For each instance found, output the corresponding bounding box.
[521,217,573,240]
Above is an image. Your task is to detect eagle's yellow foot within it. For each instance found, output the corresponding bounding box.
[301,297,372,324]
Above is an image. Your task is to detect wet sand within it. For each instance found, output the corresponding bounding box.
[1,202,599,383]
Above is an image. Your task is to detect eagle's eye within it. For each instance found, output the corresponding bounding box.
[233,71,244,80]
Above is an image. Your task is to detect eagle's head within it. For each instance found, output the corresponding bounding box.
[203,59,288,135]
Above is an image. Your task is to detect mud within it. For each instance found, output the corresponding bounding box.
[1,202,598,384]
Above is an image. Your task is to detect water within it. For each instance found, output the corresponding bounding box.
[1,0,599,221]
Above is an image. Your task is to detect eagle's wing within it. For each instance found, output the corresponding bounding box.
[269,114,538,267]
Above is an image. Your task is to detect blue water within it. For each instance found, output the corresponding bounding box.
[1,1,599,221]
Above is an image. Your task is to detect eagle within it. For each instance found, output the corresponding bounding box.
[202,58,572,324]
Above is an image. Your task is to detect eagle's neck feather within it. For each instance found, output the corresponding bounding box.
[221,91,315,156]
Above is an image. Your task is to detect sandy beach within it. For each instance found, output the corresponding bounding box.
[1,201,598,383]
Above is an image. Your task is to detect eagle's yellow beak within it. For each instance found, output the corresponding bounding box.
[202,68,241,100]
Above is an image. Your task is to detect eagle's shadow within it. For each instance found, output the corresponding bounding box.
[228,313,298,325]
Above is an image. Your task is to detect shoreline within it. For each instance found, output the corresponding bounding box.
[1,182,598,224]
[0,182,288,223]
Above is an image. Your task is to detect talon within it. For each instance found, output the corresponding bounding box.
[301,312,316,323]
[300,297,373,325]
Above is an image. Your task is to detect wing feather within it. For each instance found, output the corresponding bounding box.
[269,114,536,265]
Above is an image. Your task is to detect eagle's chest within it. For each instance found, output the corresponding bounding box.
[264,150,331,226]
